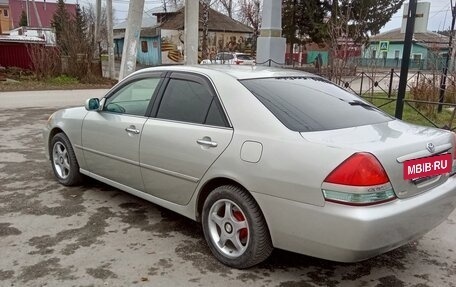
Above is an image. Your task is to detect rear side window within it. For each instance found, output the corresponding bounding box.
[241,77,393,132]
[237,54,253,60]
[156,78,227,127]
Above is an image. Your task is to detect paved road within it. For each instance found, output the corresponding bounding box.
[0,90,455,286]
[0,89,108,109]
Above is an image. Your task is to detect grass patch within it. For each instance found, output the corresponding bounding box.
[364,95,455,129]
[46,75,79,85]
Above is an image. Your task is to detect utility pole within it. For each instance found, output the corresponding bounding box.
[395,0,418,119]
[119,0,145,79]
[438,2,456,113]
[95,0,101,54]
[184,0,199,65]
[107,0,115,79]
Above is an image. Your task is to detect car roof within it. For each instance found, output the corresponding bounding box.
[136,65,317,80]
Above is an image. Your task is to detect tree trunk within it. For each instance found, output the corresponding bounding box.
[202,1,209,60]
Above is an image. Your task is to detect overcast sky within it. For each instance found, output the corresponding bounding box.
[62,0,455,34]
[381,0,453,32]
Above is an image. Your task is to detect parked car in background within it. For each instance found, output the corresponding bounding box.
[201,52,255,65]
[44,65,456,269]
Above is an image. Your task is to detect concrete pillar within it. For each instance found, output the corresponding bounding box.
[119,0,145,80]
[256,0,286,67]
[185,0,199,65]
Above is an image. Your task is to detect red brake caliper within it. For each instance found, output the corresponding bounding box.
[233,211,248,242]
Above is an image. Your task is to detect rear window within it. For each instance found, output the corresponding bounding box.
[219,53,234,60]
[241,77,393,132]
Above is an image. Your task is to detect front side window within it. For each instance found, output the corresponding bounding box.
[157,78,226,126]
[104,77,160,116]
[241,77,393,132]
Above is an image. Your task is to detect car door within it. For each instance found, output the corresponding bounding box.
[140,72,233,205]
[82,73,164,191]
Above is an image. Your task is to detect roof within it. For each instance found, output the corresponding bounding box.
[370,28,449,49]
[8,0,77,29]
[113,13,157,30]
[156,4,253,33]
[0,34,45,43]
[133,65,314,80]
[141,27,158,37]
[0,0,8,5]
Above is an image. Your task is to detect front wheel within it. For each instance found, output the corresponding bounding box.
[202,185,273,268]
[50,133,83,186]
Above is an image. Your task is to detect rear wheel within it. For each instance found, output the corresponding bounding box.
[202,185,273,268]
[50,133,83,186]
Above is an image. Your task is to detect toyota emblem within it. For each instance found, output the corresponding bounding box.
[426,143,435,153]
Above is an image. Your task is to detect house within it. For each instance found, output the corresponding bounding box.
[7,0,76,29]
[0,0,11,34]
[360,2,449,70]
[113,10,160,65]
[114,27,161,66]
[113,11,158,40]
[361,28,449,70]
[285,36,361,67]
[114,4,253,66]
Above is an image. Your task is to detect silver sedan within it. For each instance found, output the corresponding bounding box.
[44,65,456,268]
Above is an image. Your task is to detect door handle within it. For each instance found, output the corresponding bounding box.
[125,126,140,134]
[197,139,218,147]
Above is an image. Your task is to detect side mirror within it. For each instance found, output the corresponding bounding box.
[85,98,100,111]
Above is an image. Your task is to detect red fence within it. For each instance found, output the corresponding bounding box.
[0,42,36,70]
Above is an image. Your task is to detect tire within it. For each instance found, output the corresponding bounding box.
[50,133,83,186]
[202,185,273,268]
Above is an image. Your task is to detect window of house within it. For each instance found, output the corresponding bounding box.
[372,50,377,58]
[3,9,8,17]
[141,41,148,53]
[413,54,422,62]
[394,50,400,59]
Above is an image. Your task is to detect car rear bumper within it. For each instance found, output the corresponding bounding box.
[252,175,456,262]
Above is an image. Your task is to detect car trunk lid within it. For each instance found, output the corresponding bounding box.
[300,120,455,199]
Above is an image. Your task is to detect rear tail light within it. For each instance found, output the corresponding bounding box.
[322,153,396,206]
[235,60,243,65]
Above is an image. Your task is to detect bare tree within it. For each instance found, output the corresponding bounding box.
[27,44,60,79]
[162,0,183,11]
[218,0,234,18]
[237,0,261,54]
[84,3,109,54]
[201,0,210,60]
[200,0,220,60]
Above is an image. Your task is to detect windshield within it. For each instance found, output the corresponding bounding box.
[241,77,393,132]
